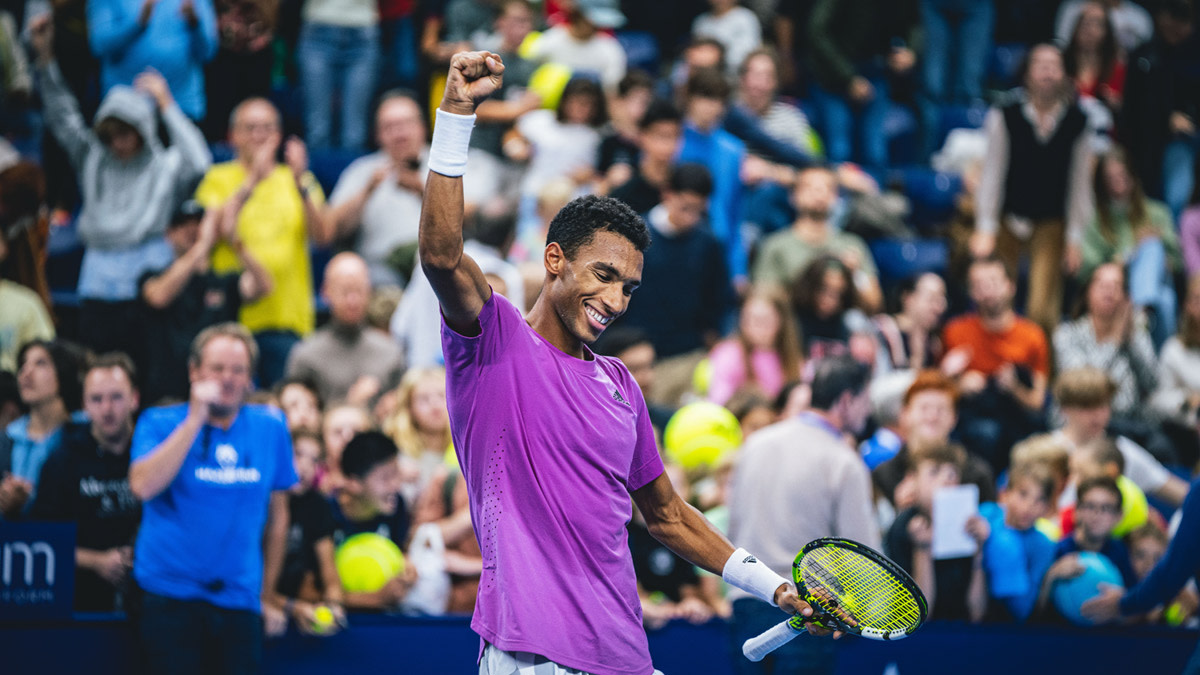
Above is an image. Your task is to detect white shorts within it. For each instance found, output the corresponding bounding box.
[479,644,665,675]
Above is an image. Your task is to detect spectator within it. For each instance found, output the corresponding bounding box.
[331,431,416,611]
[1052,367,1190,510]
[275,430,345,634]
[509,78,607,223]
[873,272,948,372]
[885,442,989,622]
[726,47,820,168]
[129,324,297,668]
[326,91,428,288]
[677,67,749,285]
[319,403,373,493]
[753,166,883,313]
[1,340,84,518]
[195,97,331,387]
[616,163,734,405]
[979,462,1057,622]
[0,229,54,373]
[918,0,994,158]
[28,353,141,611]
[789,256,875,364]
[691,0,761,79]
[1119,0,1198,220]
[87,0,218,120]
[728,355,879,675]
[1054,263,1158,419]
[0,148,53,312]
[1085,149,1181,344]
[610,99,683,216]
[1151,275,1200,443]
[296,0,379,150]
[526,0,627,90]
[203,0,277,140]
[706,285,803,406]
[33,26,212,364]
[668,36,727,99]
[1124,523,1199,625]
[596,71,655,196]
[1038,476,1137,617]
[275,376,323,434]
[805,0,918,172]
[382,367,451,496]
[971,43,1095,337]
[0,371,19,430]
[285,252,405,405]
[139,200,271,407]
[1064,436,1153,538]
[1056,0,1153,54]
[1064,2,1126,115]
[391,202,523,369]
[942,256,1050,473]
[470,1,541,163]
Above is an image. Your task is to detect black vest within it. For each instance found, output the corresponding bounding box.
[1001,101,1087,221]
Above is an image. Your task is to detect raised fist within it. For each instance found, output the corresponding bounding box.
[440,51,505,116]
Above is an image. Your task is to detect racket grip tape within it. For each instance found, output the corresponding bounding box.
[742,617,805,662]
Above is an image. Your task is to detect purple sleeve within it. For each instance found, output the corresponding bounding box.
[624,373,664,492]
[1181,208,1200,277]
[440,291,509,373]
[1120,477,1200,615]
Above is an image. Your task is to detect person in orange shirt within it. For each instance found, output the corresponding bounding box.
[942,256,1050,474]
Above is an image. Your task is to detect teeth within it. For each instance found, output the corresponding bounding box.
[586,307,610,325]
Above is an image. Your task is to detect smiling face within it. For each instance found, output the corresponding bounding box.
[903,274,948,331]
[546,230,643,345]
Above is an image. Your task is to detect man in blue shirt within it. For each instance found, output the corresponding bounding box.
[130,323,296,674]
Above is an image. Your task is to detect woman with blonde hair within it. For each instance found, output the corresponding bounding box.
[706,285,803,406]
[383,367,451,493]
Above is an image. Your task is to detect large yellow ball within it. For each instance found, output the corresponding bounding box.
[664,402,743,470]
[335,533,405,593]
[1112,475,1149,538]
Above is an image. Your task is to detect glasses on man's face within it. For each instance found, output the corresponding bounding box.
[1078,501,1121,515]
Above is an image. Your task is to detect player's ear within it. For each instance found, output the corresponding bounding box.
[544,242,566,277]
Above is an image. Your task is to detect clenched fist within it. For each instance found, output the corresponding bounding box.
[439,51,505,116]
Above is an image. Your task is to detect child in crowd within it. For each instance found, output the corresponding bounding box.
[706,285,803,407]
[382,367,452,499]
[1127,524,1199,626]
[885,443,989,622]
[319,404,374,494]
[331,431,416,611]
[1039,476,1138,618]
[276,377,323,434]
[275,430,344,634]
[979,462,1058,622]
[1064,438,1156,538]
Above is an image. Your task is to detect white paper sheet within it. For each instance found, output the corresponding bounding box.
[931,484,980,560]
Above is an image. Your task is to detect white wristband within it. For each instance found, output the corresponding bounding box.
[428,108,476,177]
[723,548,789,606]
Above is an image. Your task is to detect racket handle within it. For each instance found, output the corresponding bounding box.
[743,617,805,662]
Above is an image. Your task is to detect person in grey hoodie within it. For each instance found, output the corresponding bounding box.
[31,16,211,369]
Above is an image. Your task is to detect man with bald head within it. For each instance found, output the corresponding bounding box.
[285,252,405,404]
[328,90,500,287]
[195,96,333,386]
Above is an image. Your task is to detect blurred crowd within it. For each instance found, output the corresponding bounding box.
[2,0,1200,668]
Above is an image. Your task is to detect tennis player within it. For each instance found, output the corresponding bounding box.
[420,51,834,675]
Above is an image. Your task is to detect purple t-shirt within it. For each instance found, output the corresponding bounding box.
[442,292,664,675]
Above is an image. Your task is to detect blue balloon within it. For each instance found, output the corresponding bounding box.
[1053,551,1125,625]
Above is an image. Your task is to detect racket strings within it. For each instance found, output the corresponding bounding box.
[799,547,923,633]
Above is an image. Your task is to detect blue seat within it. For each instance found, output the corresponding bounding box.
[934,103,988,152]
[891,166,963,231]
[868,237,949,287]
[989,43,1028,91]
[615,31,660,75]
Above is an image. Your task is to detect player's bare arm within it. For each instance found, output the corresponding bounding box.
[419,51,506,336]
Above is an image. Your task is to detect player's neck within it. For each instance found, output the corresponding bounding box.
[527,296,588,360]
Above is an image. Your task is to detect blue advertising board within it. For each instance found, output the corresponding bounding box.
[0,522,75,620]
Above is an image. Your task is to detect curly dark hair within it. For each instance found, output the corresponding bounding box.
[790,256,858,317]
[545,195,651,260]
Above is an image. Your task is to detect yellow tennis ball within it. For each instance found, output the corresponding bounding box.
[691,358,712,396]
[1034,517,1062,542]
[517,31,542,60]
[528,62,573,110]
[444,442,459,471]
[1113,475,1149,538]
[311,605,335,634]
[335,533,405,593]
[663,402,742,470]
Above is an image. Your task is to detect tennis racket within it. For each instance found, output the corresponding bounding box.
[743,537,928,662]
